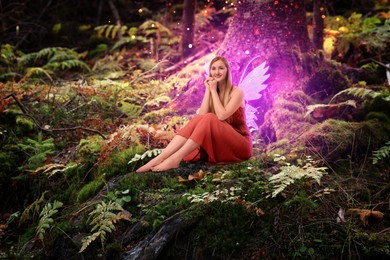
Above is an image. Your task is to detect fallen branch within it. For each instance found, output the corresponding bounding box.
[121,207,204,260]
[2,93,106,139]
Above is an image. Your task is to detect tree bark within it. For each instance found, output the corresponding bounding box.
[181,0,197,58]
[218,0,311,85]
[312,0,325,50]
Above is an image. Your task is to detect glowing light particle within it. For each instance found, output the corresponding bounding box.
[187,27,190,31]
[321,15,326,19]
[138,9,143,14]
[245,50,250,55]
[188,44,193,48]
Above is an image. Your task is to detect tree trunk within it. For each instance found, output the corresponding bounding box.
[181,0,197,58]
[312,0,325,50]
[218,0,311,85]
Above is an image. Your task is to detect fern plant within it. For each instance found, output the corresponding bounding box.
[372,141,390,165]
[128,148,162,165]
[17,132,56,170]
[19,191,48,226]
[329,87,382,103]
[36,200,63,241]
[79,200,130,253]
[268,156,328,198]
[19,47,90,78]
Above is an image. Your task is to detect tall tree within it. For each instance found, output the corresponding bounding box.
[312,0,325,50]
[181,0,197,58]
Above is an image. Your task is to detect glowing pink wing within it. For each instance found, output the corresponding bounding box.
[239,61,270,130]
[239,61,270,101]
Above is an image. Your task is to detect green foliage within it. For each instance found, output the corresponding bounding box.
[330,87,382,103]
[326,12,389,55]
[36,200,63,241]
[17,132,56,170]
[372,141,390,164]
[106,189,131,206]
[19,191,48,226]
[128,148,162,165]
[79,200,129,253]
[268,155,328,198]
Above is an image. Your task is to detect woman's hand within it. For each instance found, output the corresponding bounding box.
[204,76,213,91]
[206,76,217,92]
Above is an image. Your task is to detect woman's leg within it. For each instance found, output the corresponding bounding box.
[136,135,188,172]
[151,138,199,172]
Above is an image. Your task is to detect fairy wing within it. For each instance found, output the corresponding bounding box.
[239,60,270,130]
[239,61,270,101]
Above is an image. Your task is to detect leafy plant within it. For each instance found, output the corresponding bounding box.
[36,200,63,241]
[17,47,90,80]
[19,191,48,226]
[79,200,130,252]
[106,189,131,206]
[267,156,328,198]
[128,148,162,165]
[330,87,382,103]
[372,140,390,164]
[17,132,56,171]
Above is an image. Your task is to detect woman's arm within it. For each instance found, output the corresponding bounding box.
[198,76,213,115]
[210,87,244,121]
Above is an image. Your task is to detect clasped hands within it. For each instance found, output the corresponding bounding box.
[204,76,217,91]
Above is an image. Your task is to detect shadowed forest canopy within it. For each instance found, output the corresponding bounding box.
[0,0,389,259]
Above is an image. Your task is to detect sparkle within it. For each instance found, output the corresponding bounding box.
[245,50,250,55]
[138,9,143,14]
[188,44,193,48]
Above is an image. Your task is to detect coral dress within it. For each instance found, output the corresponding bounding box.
[177,107,252,164]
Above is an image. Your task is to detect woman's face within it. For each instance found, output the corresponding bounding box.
[210,60,228,83]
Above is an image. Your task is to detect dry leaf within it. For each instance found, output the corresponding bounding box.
[177,170,205,183]
[346,208,384,226]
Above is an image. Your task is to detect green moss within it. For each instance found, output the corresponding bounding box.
[77,178,105,203]
[15,116,35,134]
[301,119,355,160]
[274,99,305,114]
[76,135,105,163]
[98,144,144,178]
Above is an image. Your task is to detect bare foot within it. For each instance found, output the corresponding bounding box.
[136,157,163,172]
[151,157,181,172]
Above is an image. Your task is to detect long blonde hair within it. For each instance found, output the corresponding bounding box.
[209,56,234,114]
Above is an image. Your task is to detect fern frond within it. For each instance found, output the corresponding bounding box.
[19,191,48,226]
[330,87,381,103]
[372,141,390,164]
[79,200,130,253]
[24,67,53,81]
[128,148,162,164]
[36,200,63,240]
[268,164,327,198]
